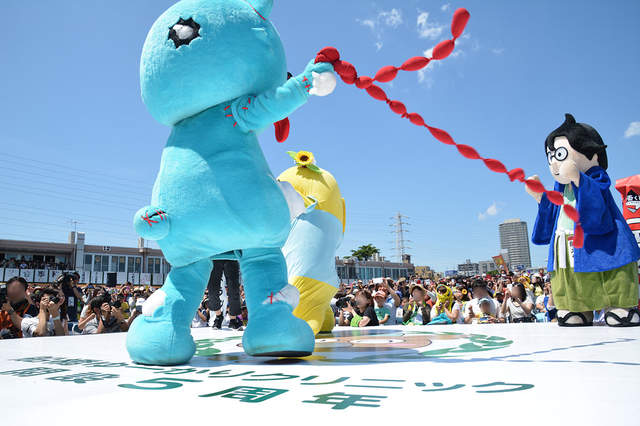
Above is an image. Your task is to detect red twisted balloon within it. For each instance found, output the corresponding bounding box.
[314,8,584,248]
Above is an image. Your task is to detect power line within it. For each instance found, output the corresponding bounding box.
[0,213,132,234]
[0,164,152,198]
[0,218,136,239]
[0,176,147,207]
[1,182,144,210]
[0,152,152,186]
[0,202,134,225]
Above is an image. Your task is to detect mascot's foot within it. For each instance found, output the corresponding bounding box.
[557,310,593,327]
[604,307,640,327]
[243,303,315,357]
[126,316,195,365]
[291,277,337,335]
[126,259,212,365]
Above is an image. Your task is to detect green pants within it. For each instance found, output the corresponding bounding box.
[551,234,639,312]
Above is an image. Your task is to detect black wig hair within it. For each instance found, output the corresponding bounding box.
[545,113,608,169]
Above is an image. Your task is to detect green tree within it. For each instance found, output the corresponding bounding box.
[350,244,380,261]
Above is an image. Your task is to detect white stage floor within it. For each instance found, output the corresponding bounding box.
[1,324,639,424]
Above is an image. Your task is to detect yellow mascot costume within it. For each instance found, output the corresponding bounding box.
[278,150,345,335]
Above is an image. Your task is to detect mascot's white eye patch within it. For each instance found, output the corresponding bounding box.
[169,18,201,48]
[174,25,194,40]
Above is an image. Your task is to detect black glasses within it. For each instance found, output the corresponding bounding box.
[546,147,568,164]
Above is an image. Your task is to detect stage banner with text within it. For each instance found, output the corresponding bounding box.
[48,270,63,282]
[91,272,103,284]
[76,270,90,284]
[19,269,34,282]
[152,273,164,286]
[140,274,151,286]
[3,268,20,281]
[34,269,48,283]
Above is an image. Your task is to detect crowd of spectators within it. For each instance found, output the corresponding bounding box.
[0,273,151,338]
[333,270,556,327]
[0,256,71,271]
[1,268,560,340]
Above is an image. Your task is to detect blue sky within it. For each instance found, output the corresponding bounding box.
[1,0,639,272]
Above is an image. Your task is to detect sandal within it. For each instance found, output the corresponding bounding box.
[558,311,593,327]
[605,307,640,327]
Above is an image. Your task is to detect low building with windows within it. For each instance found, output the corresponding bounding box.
[336,254,414,283]
[2,234,416,286]
[0,232,169,286]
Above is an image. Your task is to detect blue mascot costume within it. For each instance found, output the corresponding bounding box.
[126,0,337,365]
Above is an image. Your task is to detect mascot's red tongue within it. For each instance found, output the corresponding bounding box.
[274,117,290,143]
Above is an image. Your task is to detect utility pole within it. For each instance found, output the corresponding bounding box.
[68,219,80,270]
[390,212,411,261]
[68,219,79,234]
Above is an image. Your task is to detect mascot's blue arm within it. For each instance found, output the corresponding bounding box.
[575,170,614,235]
[532,193,558,246]
[231,61,334,132]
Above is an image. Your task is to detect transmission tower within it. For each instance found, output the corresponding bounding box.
[390,212,412,261]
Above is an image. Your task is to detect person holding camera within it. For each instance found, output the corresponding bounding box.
[536,281,558,322]
[192,296,210,328]
[464,279,502,324]
[335,293,354,326]
[1,276,39,339]
[18,287,67,337]
[55,273,83,328]
[343,289,379,327]
[79,295,137,334]
[501,282,535,323]
[402,283,431,325]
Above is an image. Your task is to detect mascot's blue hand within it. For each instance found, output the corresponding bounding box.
[295,59,335,89]
[133,206,170,241]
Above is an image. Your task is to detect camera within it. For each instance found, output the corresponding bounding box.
[335,295,353,310]
[32,288,60,305]
[0,284,7,305]
[89,296,109,312]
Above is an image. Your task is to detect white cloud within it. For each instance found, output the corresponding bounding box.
[417,47,437,87]
[380,9,403,27]
[478,202,500,220]
[417,11,445,40]
[624,122,640,138]
[358,19,376,30]
[491,48,505,55]
[357,9,404,50]
[417,33,471,86]
[441,3,451,11]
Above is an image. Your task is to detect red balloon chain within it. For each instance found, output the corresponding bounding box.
[315,7,584,248]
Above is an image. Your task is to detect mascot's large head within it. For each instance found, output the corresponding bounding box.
[278,150,346,232]
[140,0,287,126]
[544,113,608,185]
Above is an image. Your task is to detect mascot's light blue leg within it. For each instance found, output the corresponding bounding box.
[238,248,315,357]
[126,258,212,365]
